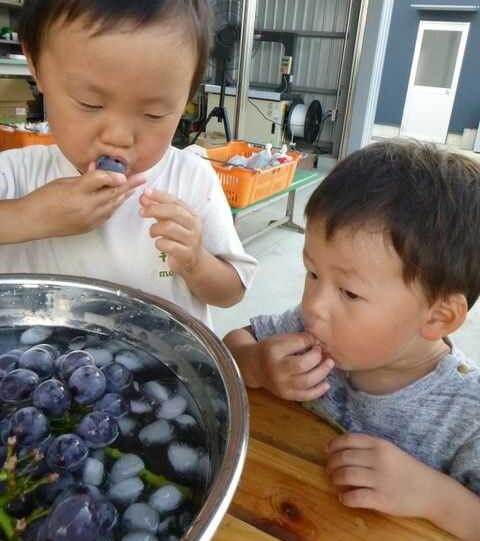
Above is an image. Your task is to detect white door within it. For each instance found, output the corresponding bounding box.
[400,21,469,143]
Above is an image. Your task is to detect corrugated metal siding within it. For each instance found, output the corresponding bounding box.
[207,0,351,144]
[252,0,350,142]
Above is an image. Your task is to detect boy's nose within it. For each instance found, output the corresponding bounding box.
[303,290,331,323]
[100,119,134,149]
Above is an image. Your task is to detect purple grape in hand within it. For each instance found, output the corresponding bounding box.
[96,155,126,175]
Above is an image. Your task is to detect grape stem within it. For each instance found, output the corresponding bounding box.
[104,447,192,499]
[0,506,15,540]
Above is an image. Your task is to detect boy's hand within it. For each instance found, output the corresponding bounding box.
[326,433,440,518]
[256,332,334,401]
[139,189,202,275]
[25,165,145,239]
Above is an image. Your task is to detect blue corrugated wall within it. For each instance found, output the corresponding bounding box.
[375,0,480,133]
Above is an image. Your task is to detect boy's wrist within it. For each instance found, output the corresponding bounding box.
[424,469,480,540]
[6,197,44,243]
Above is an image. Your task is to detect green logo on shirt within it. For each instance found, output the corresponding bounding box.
[158,252,175,278]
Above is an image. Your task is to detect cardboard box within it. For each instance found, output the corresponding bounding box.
[0,78,33,123]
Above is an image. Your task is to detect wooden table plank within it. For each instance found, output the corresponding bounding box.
[248,389,338,466]
[229,438,458,541]
[214,514,279,541]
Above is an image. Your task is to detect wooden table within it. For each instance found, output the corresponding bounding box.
[214,388,459,541]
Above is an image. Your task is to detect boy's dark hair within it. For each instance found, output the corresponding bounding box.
[19,0,210,100]
[305,140,480,309]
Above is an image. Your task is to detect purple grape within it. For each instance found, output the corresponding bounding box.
[10,406,49,446]
[46,434,89,472]
[38,472,75,503]
[0,417,11,444]
[6,493,34,518]
[96,155,126,175]
[19,346,55,380]
[35,343,59,358]
[0,369,39,404]
[94,392,129,418]
[76,411,119,448]
[59,350,95,381]
[32,378,71,417]
[42,494,101,541]
[102,362,132,393]
[69,365,106,405]
[0,351,20,373]
[95,497,118,535]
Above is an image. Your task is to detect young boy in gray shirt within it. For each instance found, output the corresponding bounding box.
[224,140,480,540]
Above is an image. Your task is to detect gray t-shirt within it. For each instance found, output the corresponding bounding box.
[251,306,480,495]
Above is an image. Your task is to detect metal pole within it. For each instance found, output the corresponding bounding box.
[234,0,257,140]
[338,0,370,159]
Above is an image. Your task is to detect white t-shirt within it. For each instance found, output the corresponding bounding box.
[0,144,257,327]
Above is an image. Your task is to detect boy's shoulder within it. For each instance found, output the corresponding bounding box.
[157,145,216,175]
[0,144,74,193]
[0,144,67,173]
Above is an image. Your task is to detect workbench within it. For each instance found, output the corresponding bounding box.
[214,388,459,541]
[232,169,323,245]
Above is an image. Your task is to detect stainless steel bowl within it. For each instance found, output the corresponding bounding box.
[0,274,249,541]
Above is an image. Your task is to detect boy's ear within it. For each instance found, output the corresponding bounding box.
[420,293,468,341]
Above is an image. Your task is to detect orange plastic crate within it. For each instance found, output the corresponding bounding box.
[0,128,55,151]
[206,141,301,208]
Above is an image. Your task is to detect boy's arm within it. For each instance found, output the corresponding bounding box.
[179,249,245,307]
[0,170,144,245]
[224,327,264,388]
[427,473,480,540]
[0,198,40,244]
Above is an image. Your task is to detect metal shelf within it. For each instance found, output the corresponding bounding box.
[0,39,19,45]
[0,1,23,7]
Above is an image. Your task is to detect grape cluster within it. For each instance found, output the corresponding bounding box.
[0,326,208,541]
[0,342,126,540]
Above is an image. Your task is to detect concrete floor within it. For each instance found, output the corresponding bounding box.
[212,156,480,364]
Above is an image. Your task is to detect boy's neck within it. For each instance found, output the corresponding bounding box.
[347,340,451,395]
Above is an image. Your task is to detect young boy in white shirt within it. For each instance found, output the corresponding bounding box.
[0,0,257,327]
[225,141,480,540]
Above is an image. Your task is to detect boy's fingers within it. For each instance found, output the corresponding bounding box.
[82,170,127,192]
[326,448,373,473]
[291,357,334,388]
[144,206,196,232]
[149,221,189,244]
[285,380,330,402]
[142,188,182,206]
[330,466,376,489]
[285,345,326,374]
[327,433,377,454]
[94,177,145,206]
[268,332,320,360]
[339,488,378,510]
